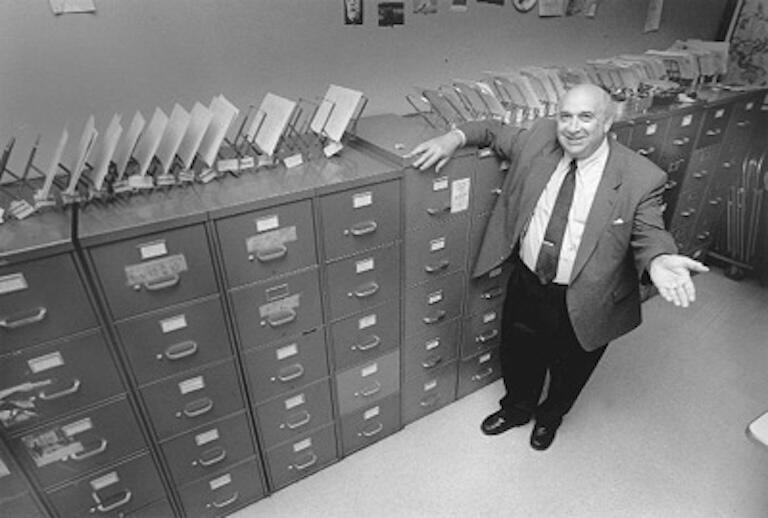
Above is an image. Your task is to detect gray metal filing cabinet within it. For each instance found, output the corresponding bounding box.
[1,439,46,517]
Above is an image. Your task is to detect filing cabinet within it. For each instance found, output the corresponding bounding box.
[403,155,473,230]
[404,215,469,287]
[329,301,400,372]
[403,270,465,339]
[402,317,460,382]
[624,116,669,165]
[335,350,400,416]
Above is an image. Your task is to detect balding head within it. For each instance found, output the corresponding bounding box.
[556,84,615,159]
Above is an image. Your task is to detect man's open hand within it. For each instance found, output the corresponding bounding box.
[649,254,709,308]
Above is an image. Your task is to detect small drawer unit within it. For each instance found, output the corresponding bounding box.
[320,180,400,261]
[335,350,400,416]
[339,393,400,455]
[403,155,473,229]
[403,270,465,339]
[264,423,338,490]
[216,199,317,287]
[88,223,218,320]
[402,361,458,425]
[457,347,501,399]
[329,300,400,372]
[404,215,469,287]
[402,317,459,382]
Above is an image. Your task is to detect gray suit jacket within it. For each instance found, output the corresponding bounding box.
[461,118,677,351]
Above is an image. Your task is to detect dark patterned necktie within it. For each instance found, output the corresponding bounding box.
[534,159,577,285]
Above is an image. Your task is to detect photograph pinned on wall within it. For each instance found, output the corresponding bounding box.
[538,0,565,16]
[450,0,468,12]
[378,2,405,26]
[413,0,438,14]
[344,0,364,25]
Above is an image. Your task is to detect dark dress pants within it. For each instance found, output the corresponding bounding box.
[499,255,606,425]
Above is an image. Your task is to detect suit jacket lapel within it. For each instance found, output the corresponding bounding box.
[569,142,624,283]
[512,147,562,242]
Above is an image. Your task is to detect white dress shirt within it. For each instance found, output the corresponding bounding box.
[520,138,610,284]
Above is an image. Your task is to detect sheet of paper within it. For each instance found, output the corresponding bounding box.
[113,111,145,180]
[644,0,664,33]
[133,107,168,178]
[310,85,363,142]
[65,115,97,194]
[50,0,95,15]
[90,114,123,191]
[198,95,239,167]
[178,102,213,170]
[248,93,296,157]
[155,104,190,174]
[37,128,68,201]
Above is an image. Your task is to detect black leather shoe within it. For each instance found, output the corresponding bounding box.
[530,419,561,450]
[480,408,531,436]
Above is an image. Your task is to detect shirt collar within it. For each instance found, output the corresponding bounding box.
[564,137,610,174]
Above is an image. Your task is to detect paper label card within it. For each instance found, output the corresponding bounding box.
[178,103,213,170]
[195,428,220,446]
[28,352,64,373]
[276,343,299,360]
[285,394,306,410]
[364,406,380,420]
[359,314,377,329]
[250,93,296,156]
[124,254,188,287]
[0,273,28,296]
[310,85,364,142]
[156,104,191,174]
[133,108,168,177]
[160,314,187,334]
[450,178,471,213]
[65,115,97,195]
[139,240,168,260]
[199,95,240,167]
[90,471,119,491]
[293,438,312,452]
[209,473,232,491]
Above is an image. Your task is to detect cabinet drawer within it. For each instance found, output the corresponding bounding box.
[462,305,503,359]
[457,347,501,399]
[466,263,511,317]
[265,423,337,490]
[89,224,217,319]
[404,215,469,287]
[340,393,400,456]
[116,296,231,386]
[230,267,322,349]
[473,152,505,216]
[0,330,123,434]
[321,180,400,261]
[697,104,732,149]
[404,156,473,229]
[402,361,457,425]
[12,398,145,489]
[723,95,761,146]
[46,453,165,518]
[403,317,459,382]
[177,457,265,518]
[0,253,97,355]
[161,411,255,487]
[324,243,400,321]
[244,329,328,404]
[403,271,465,339]
[140,360,244,440]
[0,492,45,518]
[336,350,400,415]
[254,378,334,450]
[216,199,317,287]
[329,301,400,372]
[627,118,667,164]
[125,499,174,518]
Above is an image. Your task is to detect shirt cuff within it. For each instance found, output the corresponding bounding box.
[451,128,467,147]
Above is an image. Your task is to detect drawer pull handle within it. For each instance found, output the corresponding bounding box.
[481,287,504,300]
[183,397,214,418]
[421,355,443,369]
[471,367,494,382]
[285,409,312,429]
[198,446,227,467]
[692,171,708,179]
[425,259,450,273]
[360,422,384,438]
[492,187,503,195]
[420,393,440,408]
[276,363,305,382]
[680,209,696,218]
[697,231,711,241]
[346,220,378,237]
[39,378,81,401]
[426,205,451,216]
[164,340,198,361]
[0,306,47,329]
[476,329,499,343]
[705,128,722,137]
[71,438,108,461]
[267,308,297,328]
[736,120,750,128]
[212,491,239,509]
[672,137,690,146]
[355,381,382,398]
[664,180,678,190]
[293,452,318,471]
[636,146,655,156]
[423,310,446,325]
[352,334,381,352]
[143,274,180,291]
[722,161,732,169]
[94,490,132,513]
[253,245,288,263]
[351,281,379,298]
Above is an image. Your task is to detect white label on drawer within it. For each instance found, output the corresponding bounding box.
[361,363,378,377]
[364,406,380,420]
[195,428,220,446]
[209,473,232,491]
[276,343,299,360]
[239,156,256,169]
[160,314,187,334]
[425,338,440,350]
[715,108,725,119]
[645,124,657,136]
[489,267,502,279]
[284,393,306,410]
[256,214,280,233]
[0,273,27,295]
[450,178,470,213]
[424,379,438,391]
[746,101,755,111]
[124,254,188,287]
[479,352,492,364]
[483,311,497,324]
[358,313,377,329]
[681,114,693,127]
[0,458,9,478]
[61,418,93,437]
[246,226,297,254]
[427,290,443,305]
[355,257,375,274]
[139,240,168,260]
[28,352,64,373]
[217,158,240,173]
[353,191,373,209]
[433,176,449,191]
[324,141,344,158]
[90,471,119,491]
[258,293,301,318]
[284,153,304,169]
[179,376,205,395]
[430,237,446,252]
[293,438,312,452]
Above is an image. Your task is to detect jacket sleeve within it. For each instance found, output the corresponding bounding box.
[458,120,529,160]
[631,169,678,279]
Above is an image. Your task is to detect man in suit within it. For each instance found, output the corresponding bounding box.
[406,84,708,450]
